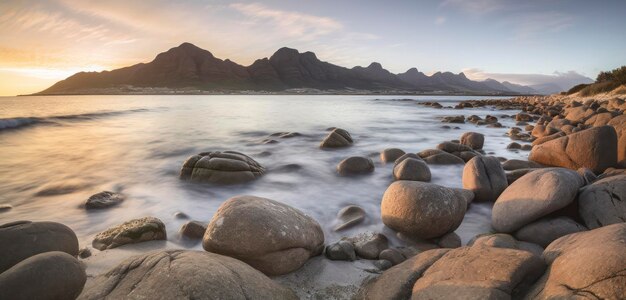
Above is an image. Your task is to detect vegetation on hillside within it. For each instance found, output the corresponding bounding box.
[566,66,626,96]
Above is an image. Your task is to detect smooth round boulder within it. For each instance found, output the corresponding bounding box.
[578,175,626,229]
[0,221,79,273]
[423,152,465,165]
[394,153,422,165]
[85,191,125,209]
[78,250,297,299]
[203,196,324,275]
[179,221,207,239]
[514,217,587,247]
[381,181,468,239]
[393,158,431,182]
[180,151,265,184]
[0,252,86,300]
[460,132,485,150]
[380,148,405,163]
[437,141,473,153]
[92,217,166,250]
[336,156,375,176]
[492,168,585,233]
[462,156,508,202]
[320,128,353,148]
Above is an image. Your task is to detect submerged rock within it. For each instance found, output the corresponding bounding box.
[180,151,265,184]
[393,158,431,182]
[336,156,375,176]
[85,191,125,209]
[179,221,207,239]
[380,148,405,163]
[460,132,484,150]
[92,217,166,250]
[334,205,366,231]
[325,240,356,261]
[320,128,353,148]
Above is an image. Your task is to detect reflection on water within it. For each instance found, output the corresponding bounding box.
[0,95,529,248]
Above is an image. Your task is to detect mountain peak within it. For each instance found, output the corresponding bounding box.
[367,62,383,70]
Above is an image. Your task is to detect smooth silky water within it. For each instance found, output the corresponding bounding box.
[0,95,529,249]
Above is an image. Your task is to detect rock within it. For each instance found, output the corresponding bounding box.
[203,195,324,275]
[393,158,431,182]
[514,217,587,247]
[380,148,405,163]
[462,156,508,202]
[506,168,536,184]
[78,247,91,259]
[532,131,566,146]
[502,159,543,171]
[179,221,207,239]
[373,260,393,271]
[173,211,189,219]
[261,138,278,144]
[379,248,406,265]
[507,142,522,149]
[270,132,301,138]
[78,250,297,299]
[417,149,445,158]
[577,167,597,184]
[458,151,478,162]
[0,204,12,212]
[492,168,585,232]
[460,132,485,150]
[381,181,467,239]
[180,151,265,184]
[0,221,79,273]
[394,153,422,165]
[597,167,626,180]
[347,232,389,259]
[529,125,618,174]
[334,205,366,231]
[578,175,626,229]
[435,232,462,248]
[608,115,626,166]
[521,144,533,151]
[92,217,166,250]
[423,152,465,165]
[336,156,375,176]
[468,233,544,257]
[516,113,533,122]
[441,115,465,123]
[437,141,473,153]
[84,191,125,209]
[320,128,353,148]
[0,252,86,300]
[526,224,626,299]
[325,241,356,261]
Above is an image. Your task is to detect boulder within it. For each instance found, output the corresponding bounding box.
[460,132,485,150]
[441,115,465,123]
[337,156,375,176]
[514,217,587,247]
[437,141,473,153]
[462,156,508,202]
[380,148,405,163]
[85,191,125,209]
[578,175,626,229]
[501,159,543,171]
[324,241,356,261]
[529,125,618,174]
[607,115,626,166]
[334,205,366,231]
[492,168,585,232]
[532,131,566,146]
[92,217,166,250]
[203,196,324,275]
[526,223,626,299]
[347,232,389,259]
[393,158,431,182]
[394,153,422,165]
[180,151,265,184]
[469,233,544,257]
[320,128,353,148]
[505,168,536,184]
[0,221,79,273]
[417,149,445,158]
[179,221,207,239]
[0,252,86,300]
[78,250,297,299]
[381,181,467,239]
[423,152,465,165]
[378,248,406,266]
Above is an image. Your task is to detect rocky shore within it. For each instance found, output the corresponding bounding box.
[1,94,625,299]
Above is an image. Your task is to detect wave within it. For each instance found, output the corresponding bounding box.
[0,108,152,131]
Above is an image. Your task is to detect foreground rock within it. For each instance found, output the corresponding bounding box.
[334,205,366,231]
[92,217,166,250]
[381,181,468,239]
[78,250,297,299]
[393,158,431,181]
[203,196,324,275]
[462,156,508,202]
[514,217,587,247]
[180,151,265,184]
[179,221,207,239]
[492,168,585,232]
[0,221,79,273]
[469,233,544,257]
[529,125,618,174]
[320,128,353,148]
[85,191,125,209]
[525,223,626,299]
[0,252,86,300]
[337,156,375,176]
[578,174,626,229]
[608,115,626,166]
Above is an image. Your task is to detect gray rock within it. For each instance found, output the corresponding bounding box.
[78,247,92,259]
[460,132,485,150]
[380,148,406,163]
[437,141,473,153]
[337,156,375,176]
[434,232,462,248]
[462,156,508,202]
[423,152,465,165]
[85,191,125,209]
[348,232,389,259]
[507,142,522,149]
[325,240,356,261]
[334,205,366,231]
[92,216,166,250]
[179,220,207,239]
[469,233,544,257]
[180,151,265,184]
[379,248,406,265]
[441,115,465,123]
[394,153,422,165]
[514,217,587,247]
[373,259,393,271]
[501,159,543,171]
[505,168,536,184]
[0,204,12,213]
[578,175,626,229]
[393,158,431,182]
[577,167,597,185]
[320,128,353,148]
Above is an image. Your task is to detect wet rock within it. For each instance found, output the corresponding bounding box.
[578,174,626,229]
[441,115,465,123]
[92,216,166,250]
[458,151,478,162]
[260,138,279,144]
[492,168,585,232]
[0,252,86,300]
[423,152,465,165]
[320,128,353,148]
[514,217,587,247]
[0,221,79,273]
[434,232,462,248]
[78,247,92,259]
[380,148,405,163]
[270,132,301,138]
[521,144,533,151]
[437,141,473,153]
[179,221,207,239]
[0,204,12,213]
[515,113,533,122]
[85,191,125,209]
[272,163,303,173]
[501,159,543,171]
[460,132,484,150]
[78,250,297,299]
[325,240,356,261]
[462,156,508,202]
[394,153,422,165]
[506,168,536,184]
[379,248,406,265]
[417,149,445,158]
[507,142,521,149]
[373,259,393,271]
[203,195,324,275]
[336,156,375,176]
[381,181,467,239]
[348,232,389,259]
[334,205,366,231]
[393,158,431,182]
[180,151,265,184]
[173,211,189,219]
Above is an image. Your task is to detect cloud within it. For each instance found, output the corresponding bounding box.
[463,68,594,90]
[435,16,446,25]
[440,0,511,15]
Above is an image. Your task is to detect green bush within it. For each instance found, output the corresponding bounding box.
[579,81,620,96]
[566,83,590,95]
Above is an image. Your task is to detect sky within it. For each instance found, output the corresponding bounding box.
[1,0,625,96]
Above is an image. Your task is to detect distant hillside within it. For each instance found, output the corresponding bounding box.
[566,66,626,97]
[35,43,539,95]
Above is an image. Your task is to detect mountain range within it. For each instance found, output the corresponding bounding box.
[35,42,542,95]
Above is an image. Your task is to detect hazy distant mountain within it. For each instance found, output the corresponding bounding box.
[481,79,539,94]
[529,83,565,95]
[36,43,538,95]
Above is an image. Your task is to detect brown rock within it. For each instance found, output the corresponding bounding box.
[180,151,265,184]
[462,156,508,202]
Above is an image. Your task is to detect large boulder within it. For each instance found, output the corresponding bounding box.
[578,174,626,229]
[468,233,544,257]
[380,148,406,163]
[607,115,626,167]
[78,250,297,300]
[337,156,375,176]
[462,156,508,202]
[320,128,353,148]
[529,125,618,174]
[180,151,265,184]
[0,221,79,273]
[92,217,166,250]
[203,196,324,275]
[492,168,585,233]
[460,132,485,150]
[514,217,587,247]
[381,181,468,239]
[525,223,626,299]
[393,158,431,182]
[0,252,86,300]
